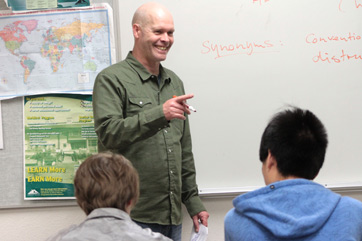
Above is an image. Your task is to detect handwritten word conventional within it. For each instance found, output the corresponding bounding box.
[201,40,277,59]
[305,33,362,63]
[306,32,362,44]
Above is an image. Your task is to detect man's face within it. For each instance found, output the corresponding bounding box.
[137,13,174,64]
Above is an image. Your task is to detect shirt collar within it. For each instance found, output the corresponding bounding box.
[125,51,171,84]
[87,208,131,221]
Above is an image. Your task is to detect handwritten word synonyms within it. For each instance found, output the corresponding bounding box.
[313,50,362,63]
[306,33,361,44]
[201,40,276,59]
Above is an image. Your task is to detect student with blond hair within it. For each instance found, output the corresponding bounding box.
[47,152,171,241]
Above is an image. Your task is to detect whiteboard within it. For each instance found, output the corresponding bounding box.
[117,0,362,192]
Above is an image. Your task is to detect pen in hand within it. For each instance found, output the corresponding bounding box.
[173,95,197,112]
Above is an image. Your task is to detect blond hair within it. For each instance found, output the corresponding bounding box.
[74,152,139,215]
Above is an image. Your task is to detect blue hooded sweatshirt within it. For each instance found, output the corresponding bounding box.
[224,179,362,240]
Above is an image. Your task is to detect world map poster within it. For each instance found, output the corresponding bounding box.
[0,4,115,100]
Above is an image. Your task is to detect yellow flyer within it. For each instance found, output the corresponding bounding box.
[24,94,97,199]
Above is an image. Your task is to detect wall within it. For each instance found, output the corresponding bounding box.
[1,192,361,241]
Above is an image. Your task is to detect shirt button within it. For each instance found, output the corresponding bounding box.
[164,130,168,133]
[270,185,275,189]
[170,191,173,195]
[139,101,143,105]
[170,170,173,174]
[168,149,172,153]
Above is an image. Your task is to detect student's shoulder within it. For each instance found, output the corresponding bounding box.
[224,207,245,227]
[45,224,78,241]
[334,195,362,223]
[225,207,236,219]
[139,229,172,241]
[126,222,172,241]
[339,195,362,209]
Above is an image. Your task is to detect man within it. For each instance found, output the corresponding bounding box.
[47,153,171,241]
[92,2,209,240]
[224,107,362,240]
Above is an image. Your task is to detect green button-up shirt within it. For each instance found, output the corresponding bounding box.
[93,52,206,225]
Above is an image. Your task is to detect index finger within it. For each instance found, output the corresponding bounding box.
[201,215,208,227]
[173,94,194,102]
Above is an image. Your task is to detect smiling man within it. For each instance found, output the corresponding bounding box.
[131,3,174,75]
[92,2,209,241]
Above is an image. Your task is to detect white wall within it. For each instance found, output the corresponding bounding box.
[0,192,361,241]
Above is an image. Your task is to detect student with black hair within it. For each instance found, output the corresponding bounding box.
[225,107,362,240]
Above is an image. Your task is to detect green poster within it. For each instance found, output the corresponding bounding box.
[7,0,90,12]
[24,94,97,199]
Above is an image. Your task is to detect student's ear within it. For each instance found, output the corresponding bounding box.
[266,150,277,171]
[125,199,134,214]
[262,150,278,185]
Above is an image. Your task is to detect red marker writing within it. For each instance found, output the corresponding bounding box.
[173,95,197,112]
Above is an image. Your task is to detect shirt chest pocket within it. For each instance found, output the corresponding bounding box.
[126,97,153,116]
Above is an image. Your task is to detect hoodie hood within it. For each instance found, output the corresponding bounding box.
[232,179,341,239]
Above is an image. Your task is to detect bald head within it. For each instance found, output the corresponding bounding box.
[131,2,175,75]
[132,2,173,27]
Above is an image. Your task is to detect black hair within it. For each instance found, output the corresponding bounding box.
[259,107,328,179]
